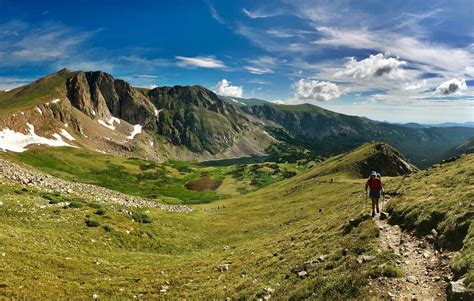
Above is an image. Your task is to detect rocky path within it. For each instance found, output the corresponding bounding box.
[0,158,192,212]
[370,199,453,300]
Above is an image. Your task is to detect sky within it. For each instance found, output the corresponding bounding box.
[0,0,473,123]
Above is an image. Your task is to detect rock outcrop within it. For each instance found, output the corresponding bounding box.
[359,143,417,177]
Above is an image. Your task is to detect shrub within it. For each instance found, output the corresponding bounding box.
[95,208,107,216]
[85,219,100,227]
[103,225,113,232]
[69,201,84,208]
[383,264,404,278]
[41,192,62,203]
[131,211,152,224]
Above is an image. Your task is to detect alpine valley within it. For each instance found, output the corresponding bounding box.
[0,69,473,300]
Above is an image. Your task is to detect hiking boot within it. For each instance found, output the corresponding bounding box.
[376,207,380,213]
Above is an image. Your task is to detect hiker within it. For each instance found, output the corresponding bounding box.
[365,171,383,217]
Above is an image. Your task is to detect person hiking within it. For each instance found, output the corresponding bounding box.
[365,171,383,217]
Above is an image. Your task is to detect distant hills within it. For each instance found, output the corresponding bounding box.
[0,69,473,167]
[398,121,474,129]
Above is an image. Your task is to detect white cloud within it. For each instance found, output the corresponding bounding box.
[435,78,468,95]
[314,27,474,74]
[244,66,273,75]
[176,56,226,69]
[208,3,224,24]
[0,20,94,67]
[335,53,406,79]
[212,79,243,97]
[243,8,282,19]
[0,76,34,90]
[244,56,277,74]
[404,80,427,91]
[293,79,341,101]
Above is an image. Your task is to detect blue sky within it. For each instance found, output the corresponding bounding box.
[0,0,473,123]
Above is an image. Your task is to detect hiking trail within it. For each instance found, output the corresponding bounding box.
[369,198,454,300]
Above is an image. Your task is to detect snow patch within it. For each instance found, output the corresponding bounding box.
[51,99,61,104]
[98,117,120,130]
[35,107,42,115]
[59,129,75,141]
[150,141,154,147]
[153,105,163,122]
[91,110,96,116]
[109,117,121,124]
[231,98,246,106]
[127,124,142,139]
[0,123,73,152]
[64,123,68,128]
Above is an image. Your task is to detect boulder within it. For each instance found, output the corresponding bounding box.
[448,277,474,300]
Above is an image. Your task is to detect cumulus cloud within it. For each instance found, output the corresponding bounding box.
[336,53,406,79]
[314,27,473,74]
[435,78,467,95]
[293,79,341,101]
[404,80,427,91]
[176,56,226,69]
[212,79,243,97]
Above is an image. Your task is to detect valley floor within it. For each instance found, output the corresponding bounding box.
[0,144,472,299]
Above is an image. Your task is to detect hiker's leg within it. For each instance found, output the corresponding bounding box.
[371,197,376,217]
[376,198,380,213]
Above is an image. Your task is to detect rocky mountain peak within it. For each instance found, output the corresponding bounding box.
[360,142,417,177]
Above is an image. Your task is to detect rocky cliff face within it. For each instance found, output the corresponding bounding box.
[148,85,250,154]
[64,71,256,155]
[66,71,156,129]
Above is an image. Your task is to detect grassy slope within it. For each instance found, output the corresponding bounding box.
[385,154,474,288]
[0,72,69,116]
[1,144,471,298]
[0,143,397,299]
[6,147,305,204]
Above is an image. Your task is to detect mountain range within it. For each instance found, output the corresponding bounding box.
[1,69,473,167]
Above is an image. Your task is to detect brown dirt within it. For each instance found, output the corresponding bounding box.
[370,199,454,300]
[184,176,222,192]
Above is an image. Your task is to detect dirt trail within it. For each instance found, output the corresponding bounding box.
[370,199,454,300]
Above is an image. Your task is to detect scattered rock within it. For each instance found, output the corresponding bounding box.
[406,276,418,284]
[448,277,474,300]
[0,159,192,212]
[380,212,389,220]
[298,271,308,279]
[357,255,375,264]
[217,263,230,272]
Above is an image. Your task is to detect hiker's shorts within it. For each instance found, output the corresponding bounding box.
[370,191,380,199]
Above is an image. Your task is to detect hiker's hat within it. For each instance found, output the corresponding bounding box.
[371,171,377,176]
